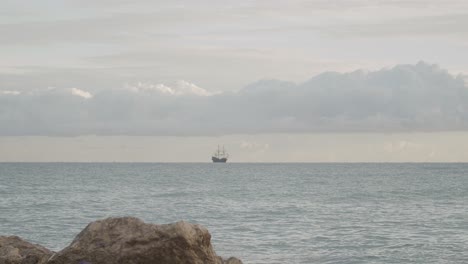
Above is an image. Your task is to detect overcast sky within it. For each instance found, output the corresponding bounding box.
[1,0,468,162]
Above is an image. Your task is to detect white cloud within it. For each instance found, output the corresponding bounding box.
[0,90,21,95]
[0,62,467,136]
[175,80,213,96]
[71,88,93,99]
[127,82,174,94]
[126,81,213,96]
[240,141,270,151]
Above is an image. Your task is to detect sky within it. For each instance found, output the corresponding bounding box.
[1,0,468,162]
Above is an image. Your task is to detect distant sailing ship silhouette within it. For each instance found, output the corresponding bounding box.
[212,145,229,163]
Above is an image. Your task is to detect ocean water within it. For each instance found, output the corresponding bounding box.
[0,163,467,263]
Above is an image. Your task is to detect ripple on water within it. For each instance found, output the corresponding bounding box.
[1,163,468,263]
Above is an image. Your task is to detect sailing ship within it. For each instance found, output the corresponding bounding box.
[212,145,229,163]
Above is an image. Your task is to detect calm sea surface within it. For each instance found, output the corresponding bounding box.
[1,163,467,263]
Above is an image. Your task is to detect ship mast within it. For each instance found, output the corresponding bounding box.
[213,145,229,159]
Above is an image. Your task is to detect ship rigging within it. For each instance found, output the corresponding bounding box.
[212,145,229,163]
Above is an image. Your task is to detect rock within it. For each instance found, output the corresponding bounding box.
[0,236,53,264]
[47,217,232,264]
[223,257,243,264]
[1,217,242,264]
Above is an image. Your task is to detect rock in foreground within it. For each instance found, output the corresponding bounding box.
[47,217,241,264]
[0,236,53,264]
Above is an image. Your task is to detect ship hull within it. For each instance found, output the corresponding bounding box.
[212,157,227,163]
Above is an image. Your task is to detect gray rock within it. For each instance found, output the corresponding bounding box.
[0,236,53,264]
[47,217,230,264]
[223,257,243,264]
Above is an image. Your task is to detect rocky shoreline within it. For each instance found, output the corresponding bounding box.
[0,217,242,264]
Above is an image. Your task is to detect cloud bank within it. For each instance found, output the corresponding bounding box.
[1,62,467,136]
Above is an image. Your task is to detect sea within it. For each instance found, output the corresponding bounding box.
[0,163,467,263]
